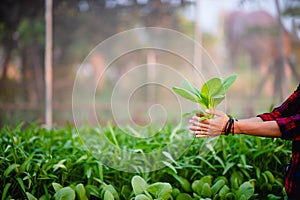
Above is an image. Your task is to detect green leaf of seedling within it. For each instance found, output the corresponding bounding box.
[54,187,75,200]
[176,193,193,200]
[173,75,237,111]
[222,74,237,91]
[182,112,192,118]
[134,194,151,200]
[52,183,63,193]
[131,176,148,195]
[172,87,200,103]
[147,182,172,200]
[168,173,191,193]
[201,78,223,98]
[199,93,209,109]
[180,79,200,97]
[103,191,114,200]
[102,184,120,200]
[75,184,88,200]
[198,115,210,121]
[182,110,205,118]
[236,181,254,200]
[211,95,225,109]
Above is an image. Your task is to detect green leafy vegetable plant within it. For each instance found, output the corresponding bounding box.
[0,123,290,199]
[172,75,237,118]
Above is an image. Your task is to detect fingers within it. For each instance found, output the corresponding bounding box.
[191,115,210,124]
[189,118,210,129]
[196,134,217,138]
[192,130,219,138]
[189,110,226,138]
[189,118,211,138]
[189,125,209,132]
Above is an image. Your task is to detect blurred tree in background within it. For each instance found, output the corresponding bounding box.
[1,0,300,126]
[0,0,45,104]
[0,0,195,126]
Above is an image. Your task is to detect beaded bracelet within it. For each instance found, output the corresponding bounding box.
[223,117,237,136]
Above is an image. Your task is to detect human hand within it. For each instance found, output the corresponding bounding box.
[189,110,229,138]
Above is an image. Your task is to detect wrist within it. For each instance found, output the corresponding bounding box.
[234,120,241,134]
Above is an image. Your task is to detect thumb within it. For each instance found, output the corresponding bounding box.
[205,109,225,117]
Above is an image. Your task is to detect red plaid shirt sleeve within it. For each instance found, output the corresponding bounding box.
[257,84,300,140]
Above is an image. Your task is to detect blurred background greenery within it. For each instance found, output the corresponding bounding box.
[0,0,299,127]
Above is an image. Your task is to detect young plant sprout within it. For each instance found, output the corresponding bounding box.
[172,75,237,120]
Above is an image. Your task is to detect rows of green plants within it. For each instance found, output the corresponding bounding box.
[0,122,291,200]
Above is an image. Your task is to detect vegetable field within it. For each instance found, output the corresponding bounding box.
[0,122,291,200]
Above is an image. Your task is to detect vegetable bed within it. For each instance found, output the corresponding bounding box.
[0,122,291,200]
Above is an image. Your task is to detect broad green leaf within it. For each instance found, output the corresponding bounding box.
[169,174,191,193]
[38,194,49,200]
[211,95,225,109]
[176,193,193,200]
[199,175,213,186]
[52,183,63,193]
[201,78,223,98]
[200,183,212,198]
[191,180,203,195]
[199,93,209,109]
[75,184,88,200]
[180,79,200,97]
[222,74,237,91]
[172,87,200,103]
[54,187,75,200]
[26,192,37,200]
[134,194,151,200]
[219,185,230,198]
[102,185,120,200]
[103,190,114,200]
[147,182,172,199]
[236,181,254,200]
[131,176,148,195]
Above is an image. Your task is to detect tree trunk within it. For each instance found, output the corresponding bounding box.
[0,44,12,102]
[0,44,12,81]
[45,0,53,127]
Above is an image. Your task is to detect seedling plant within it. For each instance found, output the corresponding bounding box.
[172,75,237,119]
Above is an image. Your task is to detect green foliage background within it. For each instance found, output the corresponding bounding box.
[0,122,291,199]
